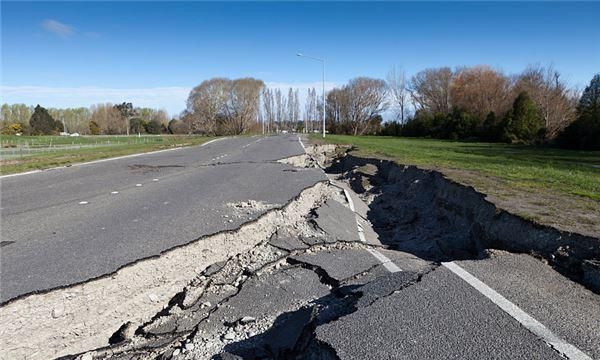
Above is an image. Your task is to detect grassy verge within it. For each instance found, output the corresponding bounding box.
[311,135,600,236]
[0,135,216,175]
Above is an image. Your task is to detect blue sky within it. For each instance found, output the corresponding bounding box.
[2,1,599,116]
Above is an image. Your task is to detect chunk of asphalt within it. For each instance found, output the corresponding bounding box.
[312,199,361,242]
[196,266,330,335]
[353,271,420,308]
[299,235,336,247]
[214,353,244,360]
[268,234,309,252]
[289,249,381,284]
[144,285,238,335]
[263,306,317,356]
[204,261,227,276]
[315,267,564,360]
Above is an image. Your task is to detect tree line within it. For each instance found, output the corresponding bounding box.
[2,65,598,149]
[1,103,174,136]
[379,65,599,149]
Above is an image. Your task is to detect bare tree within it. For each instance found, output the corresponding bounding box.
[515,65,577,138]
[291,88,300,129]
[186,78,230,135]
[345,77,388,135]
[326,87,349,133]
[450,65,513,119]
[223,78,264,135]
[90,103,124,134]
[386,66,410,123]
[409,67,453,114]
[262,88,275,133]
[275,89,287,130]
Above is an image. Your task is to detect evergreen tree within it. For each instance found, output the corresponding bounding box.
[557,74,600,150]
[29,105,61,135]
[506,92,543,141]
[578,74,600,116]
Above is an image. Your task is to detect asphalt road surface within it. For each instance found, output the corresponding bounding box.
[2,134,598,360]
[0,135,325,302]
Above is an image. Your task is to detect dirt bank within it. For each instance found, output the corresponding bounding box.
[327,152,600,293]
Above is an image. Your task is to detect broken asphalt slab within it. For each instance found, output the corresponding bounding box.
[289,248,382,285]
[315,266,563,360]
[311,199,361,243]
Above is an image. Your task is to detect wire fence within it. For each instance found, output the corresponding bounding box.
[0,136,165,159]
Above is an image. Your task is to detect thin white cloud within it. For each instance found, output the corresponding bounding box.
[0,82,340,117]
[41,19,75,37]
[0,85,190,116]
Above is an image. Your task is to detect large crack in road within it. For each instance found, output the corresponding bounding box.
[2,136,599,360]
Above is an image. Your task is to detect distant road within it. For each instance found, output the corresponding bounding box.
[0,135,326,302]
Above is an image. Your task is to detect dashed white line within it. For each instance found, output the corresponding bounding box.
[442,261,593,360]
[110,191,119,195]
[135,183,143,187]
[78,201,89,205]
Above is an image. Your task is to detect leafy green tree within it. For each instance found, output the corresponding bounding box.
[29,105,62,135]
[506,92,543,141]
[144,119,162,134]
[129,117,146,134]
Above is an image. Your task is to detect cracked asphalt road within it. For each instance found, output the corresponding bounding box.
[0,135,326,302]
[2,135,598,360]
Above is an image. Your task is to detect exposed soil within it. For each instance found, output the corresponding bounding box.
[327,152,600,294]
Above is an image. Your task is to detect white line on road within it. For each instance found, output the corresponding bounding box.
[341,186,402,272]
[442,261,592,360]
[0,137,227,180]
[298,135,307,152]
[366,248,402,273]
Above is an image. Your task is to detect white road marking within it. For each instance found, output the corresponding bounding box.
[298,136,307,152]
[200,138,226,147]
[341,186,402,272]
[110,191,119,195]
[442,261,593,360]
[79,201,89,205]
[135,183,142,187]
[366,248,402,273]
[152,178,159,182]
[342,188,356,212]
[0,137,228,180]
[0,169,42,178]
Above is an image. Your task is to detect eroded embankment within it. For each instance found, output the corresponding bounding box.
[0,181,334,360]
[328,153,600,294]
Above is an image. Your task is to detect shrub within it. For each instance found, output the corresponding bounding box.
[89,120,100,135]
[1,123,24,135]
[168,119,189,134]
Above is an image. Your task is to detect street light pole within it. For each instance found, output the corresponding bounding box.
[297,53,326,138]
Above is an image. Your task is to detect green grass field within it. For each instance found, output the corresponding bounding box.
[313,135,600,201]
[0,135,215,175]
